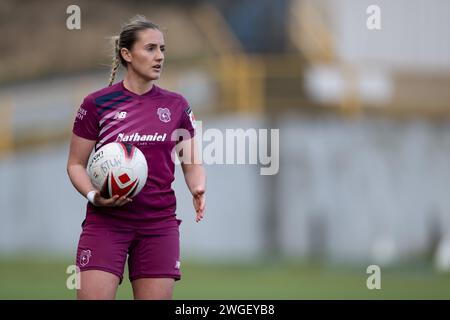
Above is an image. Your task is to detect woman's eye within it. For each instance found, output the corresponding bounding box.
[146,46,164,53]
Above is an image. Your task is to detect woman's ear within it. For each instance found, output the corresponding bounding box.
[120,47,132,63]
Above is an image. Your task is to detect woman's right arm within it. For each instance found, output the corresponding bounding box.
[66,134,130,207]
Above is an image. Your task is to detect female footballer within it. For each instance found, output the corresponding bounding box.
[67,16,206,300]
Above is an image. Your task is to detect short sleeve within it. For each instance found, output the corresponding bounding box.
[179,96,196,139]
[72,95,99,140]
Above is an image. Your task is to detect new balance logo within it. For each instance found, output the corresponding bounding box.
[114,111,127,120]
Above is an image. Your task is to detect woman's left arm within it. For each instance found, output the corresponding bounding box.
[177,137,206,222]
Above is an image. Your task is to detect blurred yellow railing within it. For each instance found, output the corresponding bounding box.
[210,52,450,118]
[0,96,13,156]
[210,53,310,114]
[215,54,265,113]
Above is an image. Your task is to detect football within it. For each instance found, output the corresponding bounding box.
[87,142,148,198]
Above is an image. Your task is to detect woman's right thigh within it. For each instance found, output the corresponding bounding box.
[77,270,120,300]
[75,220,134,299]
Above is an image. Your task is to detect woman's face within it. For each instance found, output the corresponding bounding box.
[122,28,165,81]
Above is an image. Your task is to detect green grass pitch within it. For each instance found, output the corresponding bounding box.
[0,257,449,299]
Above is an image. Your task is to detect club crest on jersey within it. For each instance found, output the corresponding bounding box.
[80,249,91,267]
[185,106,196,129]
[157,108,171,123]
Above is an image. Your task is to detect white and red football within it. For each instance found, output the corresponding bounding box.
[87,142,148,198]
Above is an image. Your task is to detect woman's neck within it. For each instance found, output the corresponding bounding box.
[123,73,154,95]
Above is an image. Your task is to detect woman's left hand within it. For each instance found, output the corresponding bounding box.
[192,188,205,222]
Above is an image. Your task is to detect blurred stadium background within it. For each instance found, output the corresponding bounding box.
[1,0,450,299]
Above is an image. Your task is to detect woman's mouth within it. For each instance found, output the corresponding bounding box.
[152,64,162,72]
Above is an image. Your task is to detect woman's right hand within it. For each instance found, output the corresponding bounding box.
[92,191,132,207]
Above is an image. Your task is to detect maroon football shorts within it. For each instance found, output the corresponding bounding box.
[76,214,182,284]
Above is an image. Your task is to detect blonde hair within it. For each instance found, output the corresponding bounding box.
[108,36,120,86]
[108,15,160,86]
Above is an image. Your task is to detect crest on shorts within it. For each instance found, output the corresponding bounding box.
[80,249,91,267]
[157,107,171,123]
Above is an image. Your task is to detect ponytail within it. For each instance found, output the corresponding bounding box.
[108,36,120,86]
